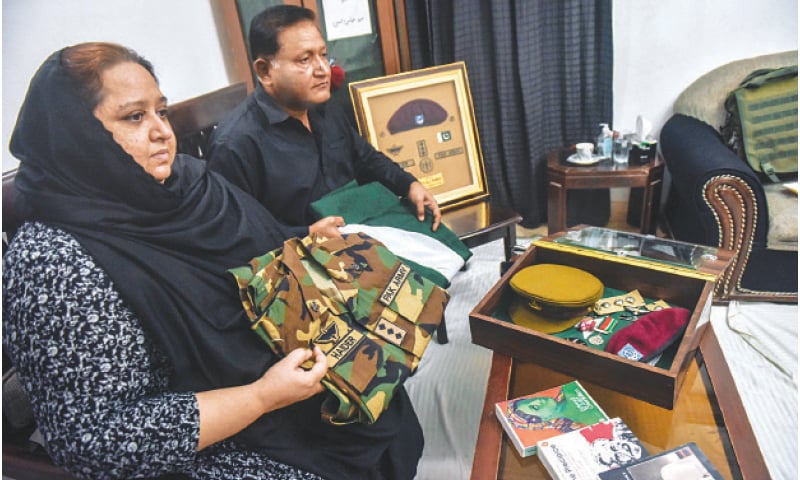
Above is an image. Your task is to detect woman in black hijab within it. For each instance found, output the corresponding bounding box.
[3,42,423,480]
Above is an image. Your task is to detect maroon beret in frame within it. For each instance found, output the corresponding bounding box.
[386,99,448,134]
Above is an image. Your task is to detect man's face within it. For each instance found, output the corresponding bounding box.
[260,19,331,112]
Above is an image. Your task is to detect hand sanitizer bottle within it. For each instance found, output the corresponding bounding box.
[596,123,612,157]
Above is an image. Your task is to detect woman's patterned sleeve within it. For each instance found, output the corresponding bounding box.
[3,223,199,479]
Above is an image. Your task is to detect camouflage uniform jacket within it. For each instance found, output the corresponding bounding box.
[230,232,449,425]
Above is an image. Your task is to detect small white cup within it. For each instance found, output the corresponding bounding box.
[576,142,594,160]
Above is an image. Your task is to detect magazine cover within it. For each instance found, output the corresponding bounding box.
[598,442,724,480]
[537,417,649,479]
[494,380,608,457]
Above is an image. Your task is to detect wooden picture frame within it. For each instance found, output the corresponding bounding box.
[349,62,488,209]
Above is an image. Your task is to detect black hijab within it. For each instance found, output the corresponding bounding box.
[9,49,422,479]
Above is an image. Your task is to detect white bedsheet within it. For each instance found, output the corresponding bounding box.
[406,239,503,480]
[710,301,798,480]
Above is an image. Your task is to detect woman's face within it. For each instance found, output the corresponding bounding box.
[93,61,176,183]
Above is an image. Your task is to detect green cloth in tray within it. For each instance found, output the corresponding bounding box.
[491,287,677,370]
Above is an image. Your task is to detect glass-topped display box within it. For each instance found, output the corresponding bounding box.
[469,225,734,409]
[525,226,729,282]
[553,226,720,271]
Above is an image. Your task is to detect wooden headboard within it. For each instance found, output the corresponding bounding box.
[168,82,247,158]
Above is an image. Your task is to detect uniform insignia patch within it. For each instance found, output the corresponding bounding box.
[420,157,433,173]
[315,322,340,344]
[379,263,411,306]
[416,139,428,157]
[344,262,367,275]
[617,343,643,361]
[387,145,403,156]
[375,317,406,345]
[327,328,362,366]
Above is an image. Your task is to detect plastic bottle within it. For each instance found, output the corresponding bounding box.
[596,123,613,157]
[595,124,606,156]
[604,127,614,158]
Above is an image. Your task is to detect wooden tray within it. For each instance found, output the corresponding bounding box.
[469,227,733,409]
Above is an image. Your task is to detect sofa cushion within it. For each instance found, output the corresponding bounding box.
[673,50,798,130]
[673,52,799,256]
[764,182,798,250]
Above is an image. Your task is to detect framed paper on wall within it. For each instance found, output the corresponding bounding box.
[349,62,489,209]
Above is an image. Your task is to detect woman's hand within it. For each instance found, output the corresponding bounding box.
[253,346,328,411]
[309,215,345,238]
[407,181,441,231]
[196,346,327,450]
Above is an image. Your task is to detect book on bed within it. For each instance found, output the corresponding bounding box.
[494,380,608,457]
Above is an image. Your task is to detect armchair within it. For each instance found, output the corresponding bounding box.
[660,51,798,302]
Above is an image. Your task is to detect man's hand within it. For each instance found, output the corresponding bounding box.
[407,181,441,231]
[309,215,345,238]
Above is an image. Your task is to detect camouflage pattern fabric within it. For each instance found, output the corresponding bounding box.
[229,232,449,425]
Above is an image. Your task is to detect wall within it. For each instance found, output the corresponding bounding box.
[612,0,797,137]
[2,0,235,171]
[613,0,796,202]
[3,1,798,174]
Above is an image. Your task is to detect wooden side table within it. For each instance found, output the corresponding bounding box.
[470,326,769,480]
[547,147,664,235]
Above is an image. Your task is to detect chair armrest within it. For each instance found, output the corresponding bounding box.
[661,114,777,301]
[661,114,769,246]
[661,114,765,203]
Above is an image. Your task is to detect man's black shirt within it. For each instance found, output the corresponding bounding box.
[206,84,416,236]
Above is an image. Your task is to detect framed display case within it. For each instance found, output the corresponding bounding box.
[350,62,489,208]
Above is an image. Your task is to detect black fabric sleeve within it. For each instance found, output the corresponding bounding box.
[327,104,417,197]
[352,134,417,197]
[206,136,264,199]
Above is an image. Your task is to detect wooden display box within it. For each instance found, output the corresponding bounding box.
[469,226,733,409]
